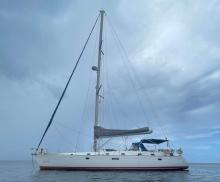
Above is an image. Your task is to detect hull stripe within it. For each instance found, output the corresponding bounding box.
[40,166,189,171]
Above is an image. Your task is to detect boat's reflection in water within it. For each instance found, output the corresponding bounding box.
[32,169,189,182]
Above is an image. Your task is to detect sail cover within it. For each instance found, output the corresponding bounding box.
[141,139,168,144]
[94,126,152,138]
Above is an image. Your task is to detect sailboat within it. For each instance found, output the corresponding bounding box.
[32,10,188,171]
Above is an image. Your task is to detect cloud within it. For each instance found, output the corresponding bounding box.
[185,130,220,140]
[190,145,212,150]
[0,0,220,162]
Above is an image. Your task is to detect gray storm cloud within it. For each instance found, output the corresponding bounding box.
[0,0,219,162]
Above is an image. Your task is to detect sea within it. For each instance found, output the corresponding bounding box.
[0,161,219,182]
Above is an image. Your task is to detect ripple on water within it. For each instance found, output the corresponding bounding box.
[0,161,219,182]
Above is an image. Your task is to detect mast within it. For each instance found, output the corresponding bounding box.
[93,10,105,152]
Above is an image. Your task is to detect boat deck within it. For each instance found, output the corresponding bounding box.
[36,149,181,157]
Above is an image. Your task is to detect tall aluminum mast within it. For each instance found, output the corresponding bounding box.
[93,10,105,152]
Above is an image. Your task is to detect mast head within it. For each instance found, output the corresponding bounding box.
[99,10,105,15]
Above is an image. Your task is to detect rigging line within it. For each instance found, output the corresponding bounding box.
[103,23,124,129]
[106,17,150,127]
[103,77,120,130]
[53,125,76,149]
[106,83,140,128]
[102,22,109,127]
[108,22,164,140]
[102,30,120,128]
[75,34,99,151]
[104,24,138,128]
[101,26,108,127]
[106,16,168,139]
[98,137,112,150]
[101,45,105,125]
[55,121,93,137]
[74,35,98,152]
[122,136,128,150]
[36,13,100,151]
[104,23,130,128]
[105,25,142,130]
[116,36,166,138]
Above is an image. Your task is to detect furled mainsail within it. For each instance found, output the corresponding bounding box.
[94,126,152,138]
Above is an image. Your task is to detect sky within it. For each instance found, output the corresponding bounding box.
[0,0,220,163]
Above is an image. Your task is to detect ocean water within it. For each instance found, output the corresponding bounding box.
[0,161,220,182]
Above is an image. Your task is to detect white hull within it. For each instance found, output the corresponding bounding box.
[33,151,188,171]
